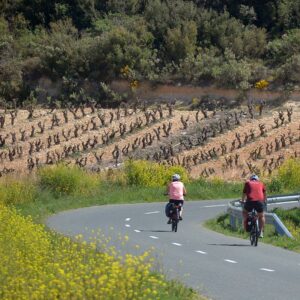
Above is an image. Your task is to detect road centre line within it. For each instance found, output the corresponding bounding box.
[203,204,227,208]
[224,259,237,264]
[260,268,275,272]
[125,218,131,221]
[172,243,182,246]
[149,236,159,239]
[195,250,207,254]
[134,229,141,233]
[144,211,160,215]
[125,224,131,227]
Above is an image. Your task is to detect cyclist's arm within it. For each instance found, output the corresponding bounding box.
[183,185,187,196]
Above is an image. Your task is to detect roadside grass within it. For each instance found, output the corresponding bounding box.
[205,211,300,253]
[16,180,242,222]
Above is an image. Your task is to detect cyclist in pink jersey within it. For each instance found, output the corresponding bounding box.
[166,174,187,224]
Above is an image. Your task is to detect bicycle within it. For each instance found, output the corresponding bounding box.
[247,208,260,247]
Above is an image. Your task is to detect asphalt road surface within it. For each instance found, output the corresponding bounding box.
[46,200,300,300]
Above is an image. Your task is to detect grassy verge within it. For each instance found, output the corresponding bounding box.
[16,179,242,222]
[205,210,300,253]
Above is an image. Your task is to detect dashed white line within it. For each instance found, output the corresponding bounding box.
[149,236,159,239]
[125,218,131,221]
[134,229,141,233]
[125,224,131,228]
[203,204,227,208]
[195,250,207,255]
[224,259,237,264]
[260,268,275,272]
[144,211,160,215]
[172,243,182,246]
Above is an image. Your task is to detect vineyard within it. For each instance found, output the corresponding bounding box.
[0,101,299,181]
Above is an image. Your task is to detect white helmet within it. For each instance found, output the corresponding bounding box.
[172,174,181,181]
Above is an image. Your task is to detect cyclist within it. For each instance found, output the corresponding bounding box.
[241,174,267,238]
[166,174,187,224]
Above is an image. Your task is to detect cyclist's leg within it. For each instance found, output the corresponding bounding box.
[243,202,252,231]
[177,200,184,220]
[255,202,265,235]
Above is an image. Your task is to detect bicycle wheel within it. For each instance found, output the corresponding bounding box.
[250,227,255,246]
[254,219,259,246]
[171,219,178,232]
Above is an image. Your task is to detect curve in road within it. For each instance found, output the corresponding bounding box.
[46,200,300,300]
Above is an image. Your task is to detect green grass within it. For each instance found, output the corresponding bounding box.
[205,211,300,253]
[16,180,242,222]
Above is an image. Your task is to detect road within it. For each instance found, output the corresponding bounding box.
[46,200,300,300]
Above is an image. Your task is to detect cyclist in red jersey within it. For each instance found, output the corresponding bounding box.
[166,174,187,224]
[241,175,266,238]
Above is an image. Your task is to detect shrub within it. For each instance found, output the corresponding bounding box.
[276,158,300,191]
[124,160,188,187]
[0,176,37,206]
[38,164,99,197]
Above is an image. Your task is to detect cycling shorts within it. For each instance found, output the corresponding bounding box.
[169,200,184,207]
[244,201,265,213]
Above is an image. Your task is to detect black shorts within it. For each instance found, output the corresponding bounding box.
[244,201,265,213]
[169,200,184,207]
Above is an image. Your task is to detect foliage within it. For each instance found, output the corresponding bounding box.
[0,176,37,206]
[124,160,189,187]
[275,158,300,191]
[1,0,300,104]
[38,164,99,197]
[0,205,201,299]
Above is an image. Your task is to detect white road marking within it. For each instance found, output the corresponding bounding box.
[125,224,131,228]
[172,243,182,246]
[125,218,131,221]
[195,250,207,255]
[149,236,159,239]
[260,268,275,272]
[134,230,141,233]
[144,211,160,215]
[203,204,227,208]
[224,259,237,264]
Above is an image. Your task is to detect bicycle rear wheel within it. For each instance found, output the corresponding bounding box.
[171,219,178,232]
[250,221,259,246]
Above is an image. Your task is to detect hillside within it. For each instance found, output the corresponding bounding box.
[1,100,299,181]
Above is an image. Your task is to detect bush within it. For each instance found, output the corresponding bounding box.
[275,158,300,191]
[0,176,37,206]
[124,160,189,187]
[38,164,99,197]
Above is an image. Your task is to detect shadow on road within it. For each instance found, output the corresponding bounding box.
[138,229,171,233]
[208,243,250,247]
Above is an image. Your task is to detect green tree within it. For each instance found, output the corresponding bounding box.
[164,21,197,63]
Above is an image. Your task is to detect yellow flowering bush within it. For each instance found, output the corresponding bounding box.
[255,79,269,89]
[125,160,189,187]
[0,206,170,299]
[276,158,300,190]
[0,176,37,206]
[38,164,99,197]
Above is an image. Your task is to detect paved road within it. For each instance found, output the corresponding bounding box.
[46,200,300,300]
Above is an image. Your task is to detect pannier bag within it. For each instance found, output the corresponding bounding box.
[165,202,174,217]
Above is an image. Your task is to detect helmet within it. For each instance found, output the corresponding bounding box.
[250,174,259,181]
[172,174,181,181]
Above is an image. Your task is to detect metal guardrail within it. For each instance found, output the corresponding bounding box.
[227,194,300,238]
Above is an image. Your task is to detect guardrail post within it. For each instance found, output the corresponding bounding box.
[272,214,294,238]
